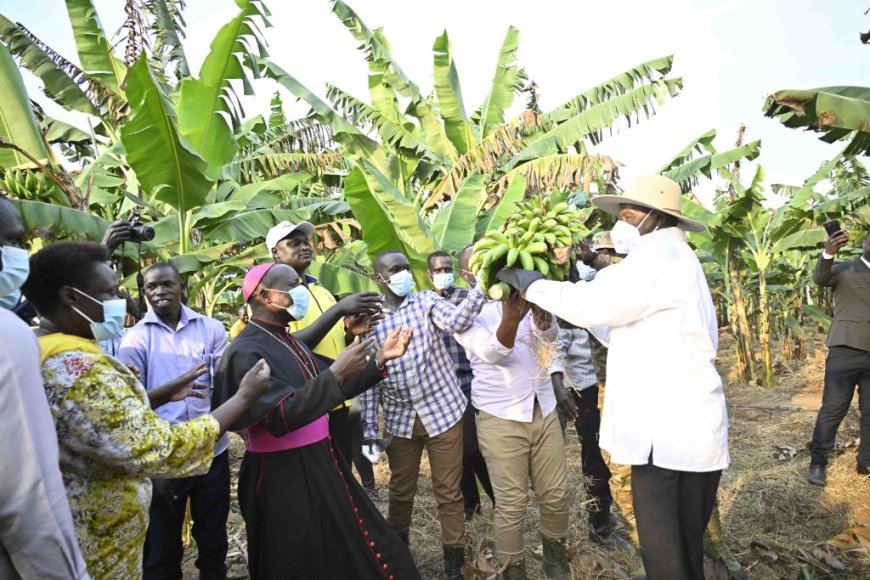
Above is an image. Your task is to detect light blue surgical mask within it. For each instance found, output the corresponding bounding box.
[431,272,454,291]
[384,270,415,297]
[70,288,127,342]
[0,288,21,310]
[267,286,310,320]
[0,246,29,304]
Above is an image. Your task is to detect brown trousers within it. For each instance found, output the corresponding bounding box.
[477,403,569,561]
[385,416,465,547]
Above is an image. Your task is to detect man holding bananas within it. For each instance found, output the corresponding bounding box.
[498,176,730,580]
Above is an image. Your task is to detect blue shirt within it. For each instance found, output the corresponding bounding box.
[118,305,228,456]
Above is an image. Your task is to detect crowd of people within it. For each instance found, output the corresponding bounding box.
[0,173,867,580]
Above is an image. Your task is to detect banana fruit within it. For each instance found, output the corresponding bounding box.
[470,193,589,300]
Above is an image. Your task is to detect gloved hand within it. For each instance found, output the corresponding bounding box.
[496,267,545,295]
[362,436,393,463]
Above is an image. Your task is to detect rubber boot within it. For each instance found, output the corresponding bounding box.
[501,558,527,580]
[541,535,571,580]
[704,508,748,580]
[442,545,464,580]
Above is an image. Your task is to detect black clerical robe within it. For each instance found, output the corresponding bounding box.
[214,321,419,580]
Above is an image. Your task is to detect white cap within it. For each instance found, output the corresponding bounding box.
[265,220,315,253]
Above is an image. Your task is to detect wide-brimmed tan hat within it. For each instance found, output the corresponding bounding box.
[591,175,705,232]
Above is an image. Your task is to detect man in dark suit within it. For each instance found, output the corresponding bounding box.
[807,229,870,486]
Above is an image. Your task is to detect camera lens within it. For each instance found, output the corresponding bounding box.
[133,224,155,242]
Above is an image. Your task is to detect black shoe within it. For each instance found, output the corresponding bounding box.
[590,526,635,554]
[442,545,464,580]
[858,464,870,476]
[807,464,827,486]
[464,503,481,521]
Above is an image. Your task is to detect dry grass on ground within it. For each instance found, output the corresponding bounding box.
[185,330,869,579]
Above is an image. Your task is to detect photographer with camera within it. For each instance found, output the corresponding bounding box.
[100,209,155,253]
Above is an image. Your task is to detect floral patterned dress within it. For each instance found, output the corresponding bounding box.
[38,334,220,580]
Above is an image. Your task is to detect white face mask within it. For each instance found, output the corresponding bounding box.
[610,212,655,254]
[431,272,454,291]
[575,262,597,281]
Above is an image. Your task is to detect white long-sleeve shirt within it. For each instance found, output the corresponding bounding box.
[0,309,90,579]
[454,301,557,422]
[525,227,729,472]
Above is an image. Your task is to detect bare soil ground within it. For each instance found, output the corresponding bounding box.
[185,330,869,579]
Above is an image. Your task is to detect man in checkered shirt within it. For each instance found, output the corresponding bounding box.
[360,250,484,580]
[427,250,495,522]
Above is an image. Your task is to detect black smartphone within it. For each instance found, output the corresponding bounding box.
[822,220,842,236]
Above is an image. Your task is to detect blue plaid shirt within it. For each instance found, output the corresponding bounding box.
[361,287,485,440]
[442,287,474,395]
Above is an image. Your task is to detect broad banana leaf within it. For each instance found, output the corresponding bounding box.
[344,165,433,284]
[63,0,126,97]
[329,1,457,166]
[0,42,51,168]
[178,0,269,179]
[432,31,475,154]
[12,198,109,239]
[226,173,310,204]
[663,141,761,190]
[770,228,825,254]
[306,260,379,296]
[474,26,525,139]
[121,57,212,217]
[149,0,190,78]
[200,207,310,245]
[0,14,99,116]
[764,86,870,156]
[170,241,239,274]
[505,78,682,169]
[265,61,392,175]
[430,172,486,253]
[475,176,525,236]
[326,84,425,154]
[801,304,832,333]
[657,128,717,174]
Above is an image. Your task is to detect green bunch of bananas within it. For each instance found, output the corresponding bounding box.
[1,169,50,199]
[469,196,587,300]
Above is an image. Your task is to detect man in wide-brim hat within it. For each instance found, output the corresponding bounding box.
[498,175,729,580]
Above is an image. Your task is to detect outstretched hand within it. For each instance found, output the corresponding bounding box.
[336,292,384,318]
[331,336,378,382]
[238,359,271,400]
[377,326,413,364]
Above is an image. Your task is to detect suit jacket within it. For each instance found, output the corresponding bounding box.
[813,254,870,351]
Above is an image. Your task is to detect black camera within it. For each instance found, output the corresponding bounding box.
[128,208,155,242]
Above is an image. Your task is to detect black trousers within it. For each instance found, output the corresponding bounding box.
[144,450,230,580]
[329,406,353,466]
[459,401,495,510]
[632,458,721,580]
[557,386,613,529]
[811,346,870,467]
[349,410,376,489]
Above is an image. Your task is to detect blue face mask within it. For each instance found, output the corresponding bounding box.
[384,270,415,297]
[70,288,127,342]
[431,272,454,291]
[0,246,29,308]
[268,286,310,320]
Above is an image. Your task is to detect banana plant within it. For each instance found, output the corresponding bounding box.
[764,86,870,156]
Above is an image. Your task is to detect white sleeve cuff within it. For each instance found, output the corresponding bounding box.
[821,251,834,260]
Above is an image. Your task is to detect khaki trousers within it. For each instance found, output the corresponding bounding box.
[477,403,569,561]
[385,416,465,547]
